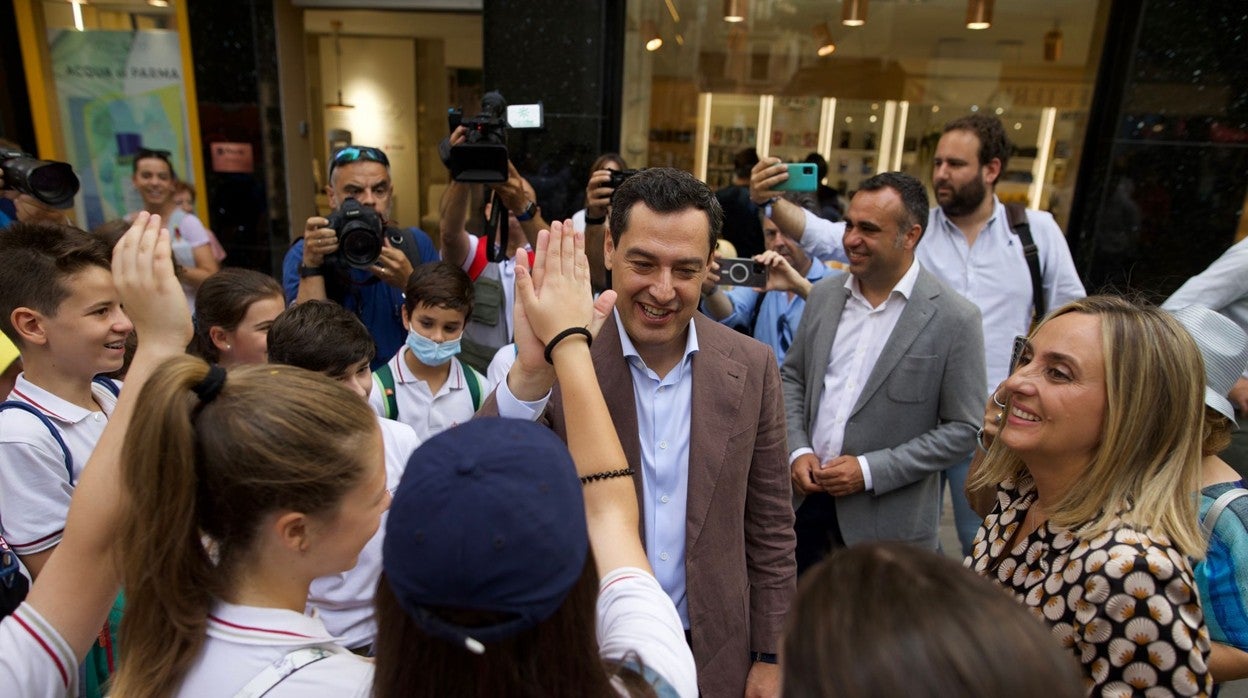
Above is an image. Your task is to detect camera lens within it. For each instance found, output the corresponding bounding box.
[729,263,749,284]
[28,163,79,207]
[339,224,382,268]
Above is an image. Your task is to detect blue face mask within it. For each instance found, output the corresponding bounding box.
[406,329,461,366]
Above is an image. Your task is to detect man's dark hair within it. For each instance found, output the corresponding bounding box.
[608,167,722,256]
[943,114,1012,174]
[0,222,113,346]
[857,172,930,241]
[733,147,759,180]
[267,300,376,376]
[804,152,829,181]
[404,261,474,317]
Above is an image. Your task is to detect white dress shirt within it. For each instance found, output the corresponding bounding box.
[1162,236,1248,380]
[790,261,920,490]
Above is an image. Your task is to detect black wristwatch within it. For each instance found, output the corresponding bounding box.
[299,265,324,278]
[750,651,778,664]
[515,200,538,222]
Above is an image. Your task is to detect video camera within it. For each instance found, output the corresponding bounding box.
[0,149,80,209]
[439,91,544,183]
[324,198,402,269]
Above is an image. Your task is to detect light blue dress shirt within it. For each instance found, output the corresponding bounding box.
[494,309,701,628]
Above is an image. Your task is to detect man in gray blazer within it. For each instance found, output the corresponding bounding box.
[782,172,984,572]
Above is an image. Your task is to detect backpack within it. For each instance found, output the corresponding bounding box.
[372,359,483,420]
[1003,203,1045,322]
[0,376,121,618]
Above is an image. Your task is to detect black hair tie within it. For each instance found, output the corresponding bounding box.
[543,327,593,365]
[192,364,227,403]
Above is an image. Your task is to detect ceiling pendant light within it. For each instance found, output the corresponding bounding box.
[1044,22,1063,62]
[841,0,867,27]
[643,19,664,52]
[813,23,836,56]
[723,0,747,23]
[325,20,355,111]
[966,0,993,30]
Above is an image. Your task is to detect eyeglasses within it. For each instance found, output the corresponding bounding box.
[329,145,389,176]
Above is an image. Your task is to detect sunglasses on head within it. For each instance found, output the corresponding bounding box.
[330,145,389,175]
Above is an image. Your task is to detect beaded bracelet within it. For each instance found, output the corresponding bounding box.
[544,327,593,364]
[579,467,635,485]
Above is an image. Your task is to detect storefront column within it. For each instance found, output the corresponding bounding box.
[482,0,625,220]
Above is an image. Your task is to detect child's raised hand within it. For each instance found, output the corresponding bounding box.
[515,219,615,345]
[112,212,193,353]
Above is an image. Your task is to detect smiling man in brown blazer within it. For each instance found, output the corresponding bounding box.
[485,168,795,697]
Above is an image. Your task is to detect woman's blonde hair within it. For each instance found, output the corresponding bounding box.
[969,296,1206,557]
[111,356,378,697]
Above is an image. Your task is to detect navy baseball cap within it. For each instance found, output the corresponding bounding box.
[382,417,589,652]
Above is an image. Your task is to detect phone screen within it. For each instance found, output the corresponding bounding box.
[1008,335,1028,374]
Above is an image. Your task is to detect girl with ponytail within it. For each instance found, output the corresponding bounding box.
[110,357,387,696]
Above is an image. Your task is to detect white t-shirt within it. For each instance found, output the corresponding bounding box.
[308,416,420,648]
[368,348,491,442]
[176,601,372,696]
[0,603,79,698]
[0,376,119,555]
[598,567,698,698]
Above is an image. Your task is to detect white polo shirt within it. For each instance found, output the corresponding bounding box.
[308,416,420,649]
[0,603,79,698]
[368,348,491,442]
[176,601,372,696]
[0,376,119,555]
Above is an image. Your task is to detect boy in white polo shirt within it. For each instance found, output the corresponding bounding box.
[267,300,420,652]
[0,222,131,579]
[369,261,491,441]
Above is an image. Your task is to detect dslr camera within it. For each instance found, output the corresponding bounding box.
[439,91,544,183]
[324,198,400,269]
[608,169,639,190]
[0,149,80,209]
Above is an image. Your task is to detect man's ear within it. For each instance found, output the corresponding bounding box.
[603,232,615,271]
[982,157,1003,188]
[10,308,48,347]
[902,223,922,251]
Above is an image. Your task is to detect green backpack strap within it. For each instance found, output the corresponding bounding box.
[458,357,483,411]
[373,364,399,420]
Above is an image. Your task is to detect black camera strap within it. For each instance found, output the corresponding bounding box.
[484,190,510,263]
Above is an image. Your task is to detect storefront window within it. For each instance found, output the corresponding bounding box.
[18,1,200,228]
[623,0,1109,229]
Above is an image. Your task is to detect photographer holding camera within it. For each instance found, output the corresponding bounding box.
[282,145,439,369]
[440,126,548,373]
[573,153,632,292]
[0,140,75,228]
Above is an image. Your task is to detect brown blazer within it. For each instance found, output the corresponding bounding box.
[483,312,795,696]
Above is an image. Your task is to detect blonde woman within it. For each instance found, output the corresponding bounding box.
[967,296,1212,695]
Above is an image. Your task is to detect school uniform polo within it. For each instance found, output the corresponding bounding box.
[0,376,119,555]
[176,601,372,696]
[308,416,420,649]
[367,348,492,442]
[0,603,79,698]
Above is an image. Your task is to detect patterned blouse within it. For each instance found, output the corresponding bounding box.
[967,476,1212,696]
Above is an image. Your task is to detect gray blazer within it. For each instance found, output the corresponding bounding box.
[781,265,985,548]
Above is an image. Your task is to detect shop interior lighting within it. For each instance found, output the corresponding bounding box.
[325,21,355,111]
[723,0,746,23]
[813,23,836,56]
[841,0,867,27]
[71,0,85,31]
[966,0,993,30]
[147,0,170,6]
[643,19,663,51]
[664,0,681,24]
[1044,23,1063,61]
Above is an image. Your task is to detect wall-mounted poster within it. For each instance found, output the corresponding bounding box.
[49,28,191,228]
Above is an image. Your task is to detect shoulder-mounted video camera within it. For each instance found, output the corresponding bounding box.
[438,91,544,183]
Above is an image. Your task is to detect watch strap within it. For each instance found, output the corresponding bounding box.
[515,200,537,222]
[299,265,324,278]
